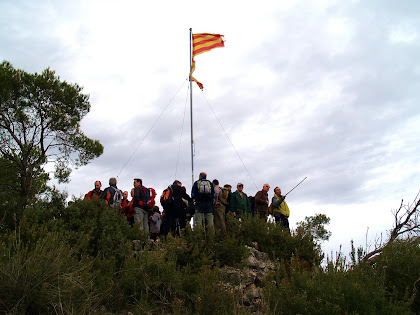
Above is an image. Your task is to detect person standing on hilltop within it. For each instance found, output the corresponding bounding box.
[271,187,290,229]
[229,183,251,219]
[149,206,162,241]
[213,179,226,234]
[121,190,134,226]
[162,180,193,236]
[191,172,215,231]
[100,177,122,209]
[132,178,149,232]
[84,180,103,201]
[254,183,270,220]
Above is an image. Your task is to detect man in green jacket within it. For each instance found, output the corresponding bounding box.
[229,183,251,219]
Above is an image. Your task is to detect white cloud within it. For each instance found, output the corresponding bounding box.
[389,22,418,43]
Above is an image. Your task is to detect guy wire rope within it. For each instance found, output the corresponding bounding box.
[200,90,259,191]
[116,78,188,178]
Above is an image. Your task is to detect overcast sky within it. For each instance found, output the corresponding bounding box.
[1,0,419,257]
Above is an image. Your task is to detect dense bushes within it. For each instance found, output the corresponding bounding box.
[24,198,131,264]
[373,238,420,312]
[0,196,418,314]
[239,215,321,265]
[263,237,419,315]
[264,256,414,314]
[0,231,99,314]
[118,248,241,314]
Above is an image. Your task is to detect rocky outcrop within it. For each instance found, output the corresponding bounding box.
[219,243,278,313]
[132,240,278,313]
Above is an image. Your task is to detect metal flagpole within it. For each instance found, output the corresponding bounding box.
[189,28,194,187]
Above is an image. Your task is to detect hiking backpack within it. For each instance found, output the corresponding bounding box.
[106,186,122,209]
[220,187,231,206]
[197,180,212,201]
[160,186,173,209]
[146,187,157,208]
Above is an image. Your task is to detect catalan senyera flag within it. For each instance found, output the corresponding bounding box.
[190,33,224,90]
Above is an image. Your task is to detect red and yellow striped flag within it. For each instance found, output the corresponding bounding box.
[193,33,225,56]
[190,33,224,90]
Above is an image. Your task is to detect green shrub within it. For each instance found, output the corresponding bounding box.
[212,233,248,267]
[0,230,99,314]
[164,227,215,270]
[23,199,131,266]
[237,215,321,266]
[373,238,420,313]
[264,254,415,314]
[119,244,183,312]
[15,198,135,312]
[118,241,242,314]
[12,193,415,314]
[191,266,242,315]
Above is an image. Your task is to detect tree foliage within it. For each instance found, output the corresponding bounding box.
[0,156,49,229]
[296,213,332,243]
[0,61,103,215]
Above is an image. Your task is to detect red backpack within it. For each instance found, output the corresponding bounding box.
[146,187,157,208]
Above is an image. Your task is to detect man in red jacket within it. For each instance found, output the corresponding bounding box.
[84,180,102,201]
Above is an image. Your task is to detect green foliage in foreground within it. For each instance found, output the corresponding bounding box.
[0,196,418,314]
[264,246,419,315]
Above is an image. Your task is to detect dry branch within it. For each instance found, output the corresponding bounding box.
[362,191,420,262]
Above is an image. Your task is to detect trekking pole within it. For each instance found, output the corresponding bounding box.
[284,177,307,197]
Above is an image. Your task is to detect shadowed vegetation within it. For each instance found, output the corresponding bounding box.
[0,193,418,314]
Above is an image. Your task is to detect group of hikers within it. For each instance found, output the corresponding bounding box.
[83,172,290,238]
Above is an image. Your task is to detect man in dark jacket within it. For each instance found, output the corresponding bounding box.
[100,177,122,209]
[163,180,193,236]
[254,183,270,220]
[133,178,149,232]
[191,172,215,230]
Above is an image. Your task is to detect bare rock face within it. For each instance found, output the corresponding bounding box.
[244,284,263,305]
[247,254,260,268]
[246,245,276,270]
